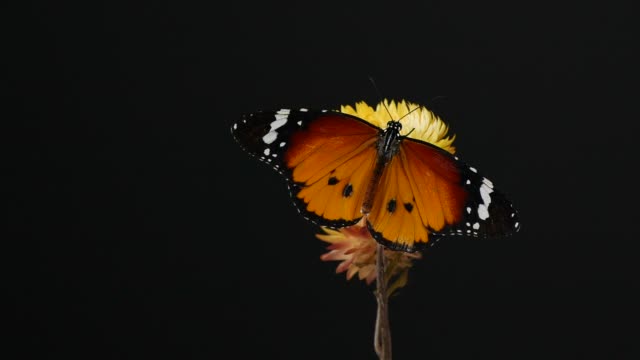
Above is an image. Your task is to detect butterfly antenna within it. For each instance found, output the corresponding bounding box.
[368,76,394,121]
[396,103,422,137]
[396,104,422,124]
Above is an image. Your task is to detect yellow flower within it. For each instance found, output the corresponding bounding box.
[340,99,456,154]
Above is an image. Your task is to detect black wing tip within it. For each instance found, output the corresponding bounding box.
[488,195,521,237]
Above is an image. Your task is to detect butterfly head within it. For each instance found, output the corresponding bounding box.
[377,120,405,162]
[385,120,402,133]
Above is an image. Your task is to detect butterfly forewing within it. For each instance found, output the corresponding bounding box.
[231,109,317,175]
[231,109,380,228]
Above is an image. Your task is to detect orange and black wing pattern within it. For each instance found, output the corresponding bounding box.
[232,108,520,253]
[231,109,380,228]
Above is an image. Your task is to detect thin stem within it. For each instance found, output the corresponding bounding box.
[374,244,392,360]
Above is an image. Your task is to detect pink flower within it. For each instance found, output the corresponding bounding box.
[317,219,422,292]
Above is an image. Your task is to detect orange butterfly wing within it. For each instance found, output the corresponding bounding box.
[367,139,467,251]
[284,113,379,226]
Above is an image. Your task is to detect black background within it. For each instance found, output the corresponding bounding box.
[6,1,639,359]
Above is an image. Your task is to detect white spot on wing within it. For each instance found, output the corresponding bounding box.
[466,179,471,185]
[480,183,493,205]
[472,222,480,230]
[279,142,286,147]
[271,116,288,129]
[262,111,290,145]
[478,204,489,220]
[469,167,477,173]
[300,108,308,112]
[482,177,494,188]
[233,123,237,130]
[264,148,270,156]
[262,131,278,144]
[477,183,494,220]
[466,207,471,214]
[297,120,302,126]
[262,132,277,144]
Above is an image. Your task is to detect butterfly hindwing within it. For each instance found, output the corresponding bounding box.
[366,138,466,251]
[366,154,431,251]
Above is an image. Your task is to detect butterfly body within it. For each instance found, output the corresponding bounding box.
[362,120,402,215]
[231,106,519,252]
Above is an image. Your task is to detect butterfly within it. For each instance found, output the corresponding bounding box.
[231,102,520,252]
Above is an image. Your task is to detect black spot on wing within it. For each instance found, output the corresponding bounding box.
[343,183,353,197]
[328,176,339,185]
[387,199,397,213]
[287,181,361,229]
[404,202,413,213]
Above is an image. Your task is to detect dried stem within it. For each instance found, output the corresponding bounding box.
[374,243,392,360]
